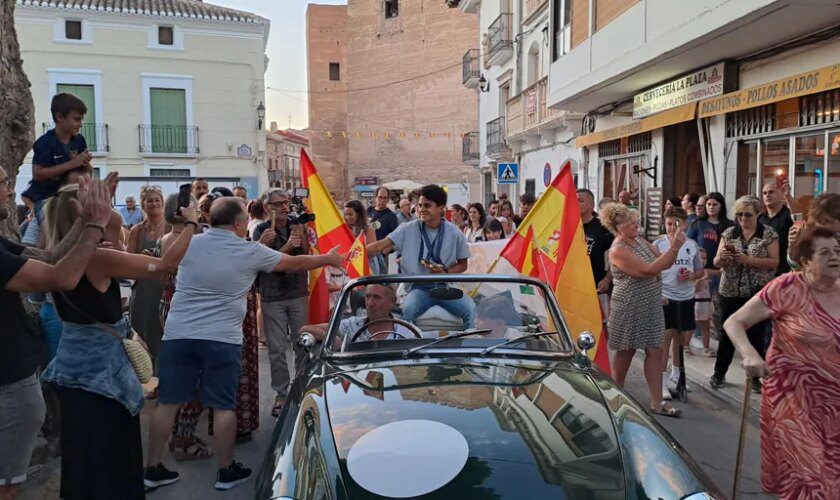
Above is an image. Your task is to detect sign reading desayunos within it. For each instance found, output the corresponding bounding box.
[633,63,726,119]
[699,63,840,118]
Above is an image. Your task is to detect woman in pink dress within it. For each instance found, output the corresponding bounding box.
[724,226,840,499]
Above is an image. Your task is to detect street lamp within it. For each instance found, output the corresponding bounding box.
[478,74,490,93]
[256,101,265,130]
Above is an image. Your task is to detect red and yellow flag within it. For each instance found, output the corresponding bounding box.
[498,160,611,374]
[345,233,371,279]
[301,149,355,323]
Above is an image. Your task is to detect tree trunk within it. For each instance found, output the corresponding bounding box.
[0,0,35,238]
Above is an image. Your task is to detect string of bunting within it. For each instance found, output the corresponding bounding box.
[316,130,467,140]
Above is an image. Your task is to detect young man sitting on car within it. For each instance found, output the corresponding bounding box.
[366,184,475,328]
[300,284,413,342]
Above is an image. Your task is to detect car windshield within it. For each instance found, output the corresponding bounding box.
[323,276,574,357]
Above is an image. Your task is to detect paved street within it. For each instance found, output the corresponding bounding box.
[21,347,770,499]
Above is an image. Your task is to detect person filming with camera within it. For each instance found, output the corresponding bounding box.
[252,188,315,418]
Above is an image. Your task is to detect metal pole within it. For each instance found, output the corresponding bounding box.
[731,377,752,499]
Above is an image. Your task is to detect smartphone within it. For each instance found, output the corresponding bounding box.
[775,170,788,188]
[177,183,191,209]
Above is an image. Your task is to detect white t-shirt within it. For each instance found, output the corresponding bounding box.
[654,236,703,301]
[164,228,282,345]
[339,315,415,341]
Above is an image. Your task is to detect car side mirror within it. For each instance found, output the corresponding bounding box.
[299,332,316,352]
[576,331,595,356]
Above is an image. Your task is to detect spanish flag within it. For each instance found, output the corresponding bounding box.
[345,233,371,279]
[498,161,611,374]
[301,149,355,323]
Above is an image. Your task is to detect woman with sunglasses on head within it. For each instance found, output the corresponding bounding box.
[710,195,779,392]
[40,183,198,499]
[127,186,171,376]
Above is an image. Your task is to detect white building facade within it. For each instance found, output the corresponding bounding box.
[546,0,840,237]
[453,0,581,210]
[14,0,270,205]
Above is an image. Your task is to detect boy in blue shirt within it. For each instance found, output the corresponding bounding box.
[22,93,92,222]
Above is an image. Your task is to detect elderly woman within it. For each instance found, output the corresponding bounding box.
[602,203,685,417]
[724,226,840,499]
[41,184,197,499]
[710,195,778,392]
[127,186,170,373]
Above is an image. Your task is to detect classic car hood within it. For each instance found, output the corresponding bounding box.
[324,359,627,499]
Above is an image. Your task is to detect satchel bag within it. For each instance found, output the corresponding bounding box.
[59,293,154,384]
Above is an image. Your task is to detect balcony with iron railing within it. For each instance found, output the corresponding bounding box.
[138,124,199,155]
[486,13,513,66]
[486,117,511,159]
[462,131,480,164]
[462,49,480,88]
[506,76,577,151]
[42,122,109,153]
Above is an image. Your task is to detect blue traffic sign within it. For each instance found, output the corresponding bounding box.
[497,163,519,184]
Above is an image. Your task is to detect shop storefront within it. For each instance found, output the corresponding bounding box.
[699,63,840,212]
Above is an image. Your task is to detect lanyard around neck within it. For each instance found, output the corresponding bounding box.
[419,222,445,264]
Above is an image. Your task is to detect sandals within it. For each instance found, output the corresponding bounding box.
[271,398,285,418]
[650,401,682,418]
[172,437,213,461]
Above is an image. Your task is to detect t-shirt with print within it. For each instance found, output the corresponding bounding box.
[164,228,282,345]
[21,129,88,203]
[0,237,42,385]
[386,219,471,288]
[368,207,399,241]
[583,216,614,285]
[686,218,733,269]
[654,237,703,301]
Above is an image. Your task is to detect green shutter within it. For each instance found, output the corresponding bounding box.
[150,88,187,153]
[56,83,97,151]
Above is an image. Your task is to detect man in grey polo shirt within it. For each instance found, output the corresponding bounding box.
[367,184,474,328]
[145,197,344,492]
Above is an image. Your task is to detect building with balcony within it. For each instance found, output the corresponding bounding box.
[266,124,308,193]
[307,1,481,203]
[14,0,269,205]
[450,0,581,208]
[547,0,840,235]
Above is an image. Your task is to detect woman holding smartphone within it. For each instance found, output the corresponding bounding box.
[710,196,779,392]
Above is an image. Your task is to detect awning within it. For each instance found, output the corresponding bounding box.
[575,102,696,148]
[698,63,840,118]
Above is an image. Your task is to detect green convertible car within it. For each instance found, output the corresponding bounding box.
[256,275,722,499]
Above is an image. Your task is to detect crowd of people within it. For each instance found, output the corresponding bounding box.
[1,92,837,500]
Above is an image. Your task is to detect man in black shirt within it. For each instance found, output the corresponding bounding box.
[0,169,113,496]
[368,187,399,241]
[253,188,312,417]
[758,182,794,275]
[577,188,614,293]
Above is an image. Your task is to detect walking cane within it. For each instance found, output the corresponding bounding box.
[731,377,752,499]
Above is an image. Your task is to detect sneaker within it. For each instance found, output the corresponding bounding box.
[709,374,724,389]
[661,373,672,400]
[144,463,179,490]
[215,461,252,490]
[751,378,763,394]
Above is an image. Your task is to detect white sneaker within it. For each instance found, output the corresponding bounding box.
[661,373,672,400]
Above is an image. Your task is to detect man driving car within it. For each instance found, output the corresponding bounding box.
[300,284,414,341]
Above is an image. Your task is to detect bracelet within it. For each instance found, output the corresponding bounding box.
[85,222,106,237]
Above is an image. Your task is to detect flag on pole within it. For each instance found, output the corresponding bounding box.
[498,160,611,374]
[301,149,356,323]
[344,233,371,279]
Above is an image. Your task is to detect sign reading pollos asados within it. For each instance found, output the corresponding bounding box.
[633,63,725,119]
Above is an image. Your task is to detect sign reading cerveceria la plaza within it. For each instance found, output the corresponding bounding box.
[699,63,840,118]
[633,63,726,119]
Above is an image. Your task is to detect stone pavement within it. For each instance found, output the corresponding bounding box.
[682,336,762,417]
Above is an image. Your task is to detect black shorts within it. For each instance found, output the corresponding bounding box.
[663,299,696,332]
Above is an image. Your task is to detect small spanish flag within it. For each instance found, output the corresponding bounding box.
[344,233,371,279]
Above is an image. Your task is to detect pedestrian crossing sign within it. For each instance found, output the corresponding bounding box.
[497,163,519,184]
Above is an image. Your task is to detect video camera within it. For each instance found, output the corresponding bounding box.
[288,187,316,226]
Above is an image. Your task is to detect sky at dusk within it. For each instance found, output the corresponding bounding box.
[211,0,347,131]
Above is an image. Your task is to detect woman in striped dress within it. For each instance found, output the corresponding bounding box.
[601,203,685,417]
